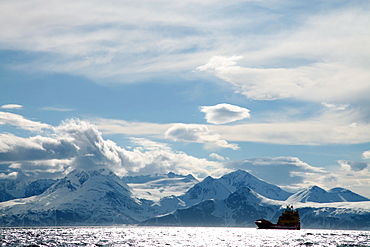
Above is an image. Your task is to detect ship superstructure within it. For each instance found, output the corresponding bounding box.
[255,205,300,230]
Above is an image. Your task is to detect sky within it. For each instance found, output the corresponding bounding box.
[0,0,370,197]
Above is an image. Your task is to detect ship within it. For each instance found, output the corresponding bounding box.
[255,205,300,230]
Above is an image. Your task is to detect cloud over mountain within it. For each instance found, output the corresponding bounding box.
[226,157,332,190]
[0,114,228,180]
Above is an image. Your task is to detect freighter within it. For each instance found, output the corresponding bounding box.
[255,205,300,230]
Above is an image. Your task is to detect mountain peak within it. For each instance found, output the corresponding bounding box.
[219,169,292,201]
[308,185,326,192]
[45,168,131,195]
[328,187,370,202]
[329,187,346,193]
[203,176,215,183]
[167,172,176,178]
[287,185,370,203]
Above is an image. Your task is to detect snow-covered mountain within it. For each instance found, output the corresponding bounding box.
[0,168,370,229]
[122,172,198,201]
[286,185,370,203]
[143,186,281,227]
[0,174,56,202]
[328,187,370,202]
[143,187,370,229]
[0,169,156,226]
[179,169,292,208]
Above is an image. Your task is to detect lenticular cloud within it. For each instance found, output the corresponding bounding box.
[200,103,250,124]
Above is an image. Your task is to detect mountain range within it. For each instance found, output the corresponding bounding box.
[0,168,369,229]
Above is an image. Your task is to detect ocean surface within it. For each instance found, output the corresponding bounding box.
[0,226,369,246]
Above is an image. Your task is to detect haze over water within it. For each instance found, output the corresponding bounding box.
[1,226,369,246]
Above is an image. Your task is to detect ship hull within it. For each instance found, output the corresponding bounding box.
[255,219,300,230]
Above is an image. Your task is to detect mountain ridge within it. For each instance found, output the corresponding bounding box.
[0,168,369,229]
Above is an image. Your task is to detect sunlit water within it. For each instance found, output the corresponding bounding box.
[1,226,369,246]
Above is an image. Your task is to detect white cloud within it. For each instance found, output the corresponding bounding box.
[9,160,72,178]
[196,55,243,73]
[200,103,250,124]
[0,172,18,180]
[197,57,370,103]
[321,102,349,111]
[225,157,332,191]
[0,111,51,131]
[338,160,369,172]
[121,137,229,178]
[39,106,74,112]
[333,159,370,197]
[209,153,229,161]
[363,150,370,160]
[0,0,223,82]
[195,8,370,104]
[91,118,171,138]
[0,133,77,161]
[210,121,370,145]
[0,115,229,179]
[91,109,370,146]
[2,1,368,89]
[1,104,23,110]
[165,123,239,150]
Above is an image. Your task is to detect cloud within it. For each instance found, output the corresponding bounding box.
[196,55,243,73]
[1,104,23,110]
[0,0,223,82]
[209,153,229,161]
[362,150,370,160]
[197,56,370,103]
[0,111,51,131]
[0,172,18,180]
[210,121,370,145]
[0,114,229,179]
[165,123,239,150]
[91,108,370,146]
[9,160,72,178]
[91,118,171,138]
[225,157,332,190]
[338,160,369,172]
[122,137,229,178]
[321,102,349,111]
[333,159,370,196]
[39,106,74,112]
[0,133,78,162]
[200,103,250,124]
[1,1,367,88]
[195,7,370,104]
[54,120,229,178]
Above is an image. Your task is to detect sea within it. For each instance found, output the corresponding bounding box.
[0,226,369,247]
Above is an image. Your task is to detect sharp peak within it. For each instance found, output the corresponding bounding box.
[223,169,252,177]
[233,169,249,174]
[203,175,215,181]
[328,187,347,192]
[69,168,116,176]
[307,185,326,191]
